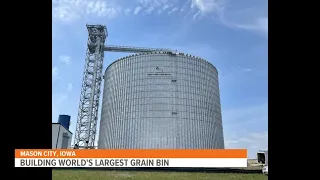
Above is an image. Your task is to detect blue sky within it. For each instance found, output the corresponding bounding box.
[52,0,268,158]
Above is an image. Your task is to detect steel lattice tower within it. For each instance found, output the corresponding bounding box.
[74,25,107,148]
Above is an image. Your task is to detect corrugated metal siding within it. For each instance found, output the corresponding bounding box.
[98,53,224,149]
[52,124,72,149]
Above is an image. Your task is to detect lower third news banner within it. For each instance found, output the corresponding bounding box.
[15,149,247,168]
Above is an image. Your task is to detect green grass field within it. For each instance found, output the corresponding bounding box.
[52,170,267,180]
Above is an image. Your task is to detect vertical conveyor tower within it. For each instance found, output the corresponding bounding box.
[74,25,107,149]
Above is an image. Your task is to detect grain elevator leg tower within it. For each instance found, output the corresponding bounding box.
[74,25,107,149]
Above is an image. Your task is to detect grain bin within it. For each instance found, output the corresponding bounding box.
[98,52,224,149]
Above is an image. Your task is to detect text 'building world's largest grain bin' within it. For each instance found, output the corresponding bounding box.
[98,52,224,149]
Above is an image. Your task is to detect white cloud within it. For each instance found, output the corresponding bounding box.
[190,0,268,36]
[191,0,223,13]
[168,7,178,15]
[228,17,268,36]
[124,8,132,15]
[67,83,73,92]
[86,0,118,18]
[48,0,174,18]
[157,4,170,15]
[59,56,72,65]
[139,0,169,9]
[52,0,267,38]
[238,66,253,72]
[145,6,155,14]
[134,6,142,14]
[256,17,268,34]
[129,0,172,15]
[53,6,80,23]
[52,66,59,79]
[163,4,170,10]
[52,0,120,23]
[192,11,201,20]
[243,68,252,72]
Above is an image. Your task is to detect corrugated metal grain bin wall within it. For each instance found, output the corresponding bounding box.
[98,52,224,149]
